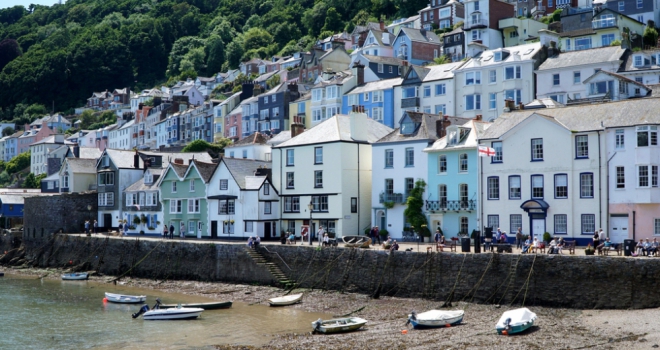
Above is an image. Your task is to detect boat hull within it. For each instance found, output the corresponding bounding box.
[159,301,232,310]
[495,308,537,335]
[105,292,147,304]
[312,317,367,334]
[142,308,204,320]
[62,273,88,280]
[410,316,463,329]
[268,293,303,306]
[342,236,372,248]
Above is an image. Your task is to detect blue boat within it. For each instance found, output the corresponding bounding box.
[61,272,88,280]
[495,308,537,335]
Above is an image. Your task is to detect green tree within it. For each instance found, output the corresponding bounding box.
[404,179,430,237]
[243,27,274,53]
[6,151,30,175]
[643,26,658,48]
[2,127,15,136]
[22,172,44,188]
[322,7,344,33]
[205,35,225,76]
[266,74,281,89]
[225,40,244,69]
[302,2,329,37]
[0,39,22,73]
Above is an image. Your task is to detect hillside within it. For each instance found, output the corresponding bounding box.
[0,0,427,120]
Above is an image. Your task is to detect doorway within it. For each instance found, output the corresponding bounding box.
[264,222,271,240]
[197,221,203,238]
[609,215,629,243]
[103,214,112,230]
[211,221,217,238]
[531,219,545,239]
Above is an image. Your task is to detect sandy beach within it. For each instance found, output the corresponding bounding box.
[4,266,659,350]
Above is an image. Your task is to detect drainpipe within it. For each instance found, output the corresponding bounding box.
[357,143,360,237]
[597,130,602,233]
[479,146,483,238]
[279,148,283,238]
[606,149,617,239]
[633,210,636,241]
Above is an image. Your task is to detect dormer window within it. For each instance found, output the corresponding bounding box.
[634,55,643,67]
[447,126,458,145]
[459,127,470,142]
[494,52,502,61]
[400,116,418,135]
[144,172,153,184]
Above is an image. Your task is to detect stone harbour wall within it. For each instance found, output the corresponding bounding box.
[24,193,98,236]
[16,235,660,309]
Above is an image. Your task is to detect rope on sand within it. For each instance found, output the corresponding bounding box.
[110,239,163,283]
[461,253,494,306]
[333,305,366,318]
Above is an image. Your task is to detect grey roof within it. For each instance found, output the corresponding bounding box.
[222,158,271,189]
[480,98,660,140]
[399,27,440,44]
[348,77,403,95]
[139,151,213,165]
[422,61,466,82]
[254,70,278,83]
[537,46,626,71]
[226,132,269,148]
[170,163,188,177]
[105,149,144,169]
[267,131,291,146]
[582,70,650,91]
[425,120,491,151]
[361,54,406,66]
[65,158,98,174]
[245,176,267,190]
[191,160,218,183]
[275,114,393,148]
[78,148,102,159]
[377,113,471,143]
[622,48,660,72]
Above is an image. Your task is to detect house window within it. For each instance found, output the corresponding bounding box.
[492,141,502,163]
[489,70,496,83]
[618,1,624,11]
[615,129,624,149]
[373,91,383,102]
[653,166,658,187]
[372,107,383,122]
[438,184,447,206]
[435,84,446,95]
[654,218,660,235]
[615,166,625,189]
[573,71,581,84]
[575,37,592,50]
[554,214,567,234]
[602,34,615,46]
[505,66,522,80]
[284,197,300,212]
[220,179,228,190]
[589,80,613,95]
[187,199,200,213]
[465,94,481,110]
[487,215,499,231]
[554,174,568,198]
[245,221,254,232]
[311,195,329,211]
[465,72,481,85]
[509,175,521,199]
[580,173,594,198]
[385,149,393,168]
[219,200,235,214]
[385,178,394,194]
[510,215,522,235]
[459,216,469,234]
[438,155,447,173]
[314,147,323,164]
[189,179,195,192]
[264,201,271,214]
[459,153,468,172]
[576,135,588,158]
[351,197,357,213]
[489,93,497,110]
[286,172,294,188]
[487,177,500,200]
[172,182,177,193]
[532,175,544,199]
[552,74,560,86]
[637,126,658,147]
[314,170,323,188]
[423,86,431,97]
[364,92,370,101]
[286,149,294,165]
[505,89,522,104]
[405,148,414,167]
[581,214,595,234]
[405,178,415,197]
[531,138,543,161]
[98,172,115,185]
[435,104,446,115]
[170,199,182,213]
[264,184,270,195]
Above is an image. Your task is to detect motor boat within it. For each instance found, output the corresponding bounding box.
[312,317,367,334]
[495,308,537,335]
[132,299,203,320]
[62,272,88,280]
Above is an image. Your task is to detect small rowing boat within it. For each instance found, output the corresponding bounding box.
[342,235,372,248]
[312,317,367,334]
[61,272,88,280]
[407,309,464,329]
[268,293,303,306]
[495,308,537,335]
[132,299,203,320]
[104,292,147,304]
[158,301,232,310]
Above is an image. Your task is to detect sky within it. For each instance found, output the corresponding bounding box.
[2,0,66,9]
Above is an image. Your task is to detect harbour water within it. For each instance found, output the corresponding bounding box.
[0,273,330,349]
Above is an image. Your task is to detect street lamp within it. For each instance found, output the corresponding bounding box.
[87,204,92,237]
[307,201,313,246]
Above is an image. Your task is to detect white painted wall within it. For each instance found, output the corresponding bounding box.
[536,61,620,102]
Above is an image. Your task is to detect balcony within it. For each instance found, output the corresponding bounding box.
[592,18,617,29]
[401,97,420,108]
[425,199,476,212]
[379,192,405,204]
[465,18,488,29]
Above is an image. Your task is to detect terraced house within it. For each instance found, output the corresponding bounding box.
[95,149,144,230]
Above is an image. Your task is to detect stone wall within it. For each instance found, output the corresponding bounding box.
[24,193,98,236]
[15,236,660,309]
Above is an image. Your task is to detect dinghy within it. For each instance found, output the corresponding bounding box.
[495,308,537,335]
[407,310,464,329]
[104,292,147,304]
[132,299,203,320]
[312,317,368,334]
[268,293,303,306]
[61,272,88,280]
[342,236,372,248]
[158,301,232,310]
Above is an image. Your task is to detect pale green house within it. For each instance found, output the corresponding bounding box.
[158,159,218,238]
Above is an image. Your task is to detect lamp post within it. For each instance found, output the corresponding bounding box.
[87,204,92,236]
[307,201,313,246]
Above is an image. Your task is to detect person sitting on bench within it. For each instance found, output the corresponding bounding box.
[389,240,399,252]
[322,233,329,247]
[287,232,296,244]
[522,237,531,254]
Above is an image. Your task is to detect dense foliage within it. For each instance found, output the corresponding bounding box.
[181,138,233,157]
[0,0,426,119]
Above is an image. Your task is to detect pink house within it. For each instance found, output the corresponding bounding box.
[17,122,55,154]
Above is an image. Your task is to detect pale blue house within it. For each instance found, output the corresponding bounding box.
[423,118,488,239]
[342,77,402,128]
[392,27,442,66]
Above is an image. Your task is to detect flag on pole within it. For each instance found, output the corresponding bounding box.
[478,145,496,157]
[135,204,140,210]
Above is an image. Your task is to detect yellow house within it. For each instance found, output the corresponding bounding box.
[212,91,242,142]
[499,17,548,47]
[288,93,311,130]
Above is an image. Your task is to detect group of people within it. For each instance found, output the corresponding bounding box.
[381,236,399,252]
[247,235,261,249]
[633,238,659,257]
[161,223,186,239]
[521,236,566,254]
[484,228,511,251]
[83,220,98,236]
[434,230,446,251]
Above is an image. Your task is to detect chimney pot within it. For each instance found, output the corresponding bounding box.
[174,158,184,165]
[475,114,482,121]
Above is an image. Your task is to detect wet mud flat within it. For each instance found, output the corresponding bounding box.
[7,268,658,350]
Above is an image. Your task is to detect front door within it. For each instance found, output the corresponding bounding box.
[103,214,112,230]
[264,222,271,240]
[532,219,545,240]
[609,216,629,243]
[211,221,217,238]
[197,221,203,239]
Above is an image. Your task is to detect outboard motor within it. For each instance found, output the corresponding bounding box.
[132,305,150,319]
[312,318,323,334]
[502,317,512,334]
[406,311,417,326]
[153,298,162,310]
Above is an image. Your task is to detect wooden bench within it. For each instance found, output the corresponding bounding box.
[562,240,576,255]
[600,243,622,256]
[530,243,546,254]
[492,243,512,253]
[434,241,457,252]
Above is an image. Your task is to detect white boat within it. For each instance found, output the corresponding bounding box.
[104,292,147,304]
[312,317,368,334]
[407,310,464,329]
[132,299,203,320]
[268,293,303,306]
[342,236,372,248]
[495,308,537,335]
[62,272,88,280]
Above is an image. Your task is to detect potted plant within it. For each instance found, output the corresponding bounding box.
[543,232,552,243]
[147,226,156,230]
[140,214,147,225]
[383,201,395,209]
[379,228,389,240]
[132,216,141,226]
[585,243,595,255]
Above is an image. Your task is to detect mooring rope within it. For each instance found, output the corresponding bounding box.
[441,253,467,307]
[461,253,494,305]
[110,239,163,282]
[512,253,537,306]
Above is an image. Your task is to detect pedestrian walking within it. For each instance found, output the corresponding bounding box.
[93,220,98,234]
[84,220,90,236]
[317,226,325,246]
[163,225,168,239]
[169,223,174,239]
[515,228,523,250]
[118,222,123,235]
[180,222,185,238]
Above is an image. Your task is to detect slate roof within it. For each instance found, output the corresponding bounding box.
[422,61,466,82]
[65,158,98,174]
[621,48,660,72]
[399,27,440,44]
[347,77,402,94]
[222,158,271,189]
[139,151,213,164]
[461,42,542,70]
[480,97,660,140]
[254,70,278,83]
[537,46,626,71]
[267,131,291,146]
[424,120,491,152]
[244,176,267,190]
[275,114,393,148]
[105,149,144,169]
[377,113,472,143]
[361,54,406,66]
[226,132,269,148]
[191,160,218,183]
[582,70,650,91]
[170,162,188,177]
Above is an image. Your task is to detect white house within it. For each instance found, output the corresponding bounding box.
[310,70,357,127]
[207,158,279,239]
[272,108,393,239]
[418,61,467,117]
[479,108,608,245]
[108,119,134,150]
[59,157,97,193]
[535,46,626,103]
[453,42,544,121]
[224,132,272,161]
[30,134,68,175]
[618,49,660,86]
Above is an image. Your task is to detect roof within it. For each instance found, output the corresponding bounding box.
[31,135,66,146]
[399,27,440,44]
[361,54,406,66]
[222,158,271,189]
[622,48,660,72]
[139,151,213,165]
[267,130,291,146]
[480,98,660,140]
[461,42,543,70]
[104,149,144,169]
[226,132,269,148]
[377,113,472,143]
[422,61,467,82]
[65,158,98,174]
[424,119,491,152]
[254,70,278,83]
[191,160,218,183]
[275,114,393,148]
[244,176,267,190]
[348,77,402,95]
[31,114,71,126]
[537,46,626,71]
[78,147,102,159]
[582,70,650,91]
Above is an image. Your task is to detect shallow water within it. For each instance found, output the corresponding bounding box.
[0,273,330,349]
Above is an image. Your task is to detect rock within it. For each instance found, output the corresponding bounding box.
[651,344,658,348]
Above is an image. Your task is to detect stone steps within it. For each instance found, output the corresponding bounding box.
[244,247,295,287]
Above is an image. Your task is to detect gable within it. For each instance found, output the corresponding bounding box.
[499,114,569,141]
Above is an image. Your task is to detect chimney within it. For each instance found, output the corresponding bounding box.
[287,82,298,93]
[143,158,151,170]
[475,114,482,121]
[504,99,515,110]
[290,115,305,138]
[241,82,254,101]
[380,20,385,31]
[253,84,263,97]
[401,60,409,77]
[73,143,80,158]
[173,158,184,165]
[420,28,426,37]
[138,103,144,110]
[352,61,365,86]
[435,119,445,138]
[518,102,524,110]
[24,123,29,131]
[350,105,368,141]
[134,151,140,169]
[254,167,272,182]
[322,68,335,80]
[442,114,451,134]
[54,134,64,143]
